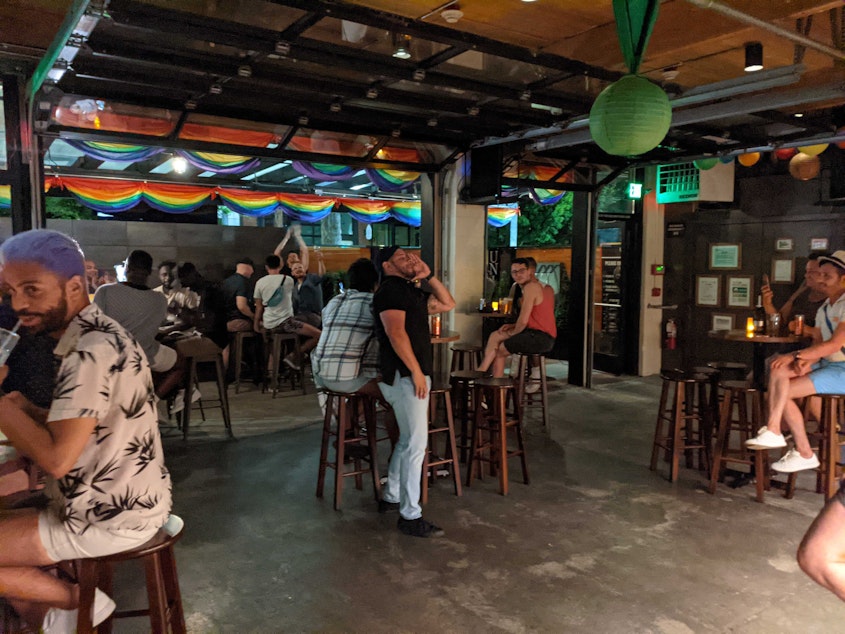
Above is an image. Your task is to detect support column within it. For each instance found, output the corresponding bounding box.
[568,188,596,387]
[3,75,41,233]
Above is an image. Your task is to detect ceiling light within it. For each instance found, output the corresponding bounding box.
[209,83,223,95]
[391,128,402,138]
[393,46,411,60]
[794,112,804,118]
[366,86,379,99]
[427,117,438,127]
[393,33,412,60]
[413,68,426,81]
[441,8,464,24]
[329,98,342,113]
[237,65,252,78]
[467,105,480,116]
[298,113,309,126]
[184,99,198,110]
[744,42,763,72]
[520,89,532,101]
[172,156,188,174]
[275,41,291,56]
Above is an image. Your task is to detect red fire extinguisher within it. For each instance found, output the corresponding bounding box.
[665,318,677,350]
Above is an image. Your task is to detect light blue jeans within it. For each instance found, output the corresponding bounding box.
[378,371,431,520]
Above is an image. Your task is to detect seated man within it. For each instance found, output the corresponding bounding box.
[84,258,99,295]
[478,257,557,378]
[155,260,201,335]
[291,253,325,329]
[94,250,184,399]
[762,252,827,335]
[253,254,321,372]
[0,230,171,632]
[746,250,845,472]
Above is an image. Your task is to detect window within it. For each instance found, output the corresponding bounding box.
[0,84,6,171]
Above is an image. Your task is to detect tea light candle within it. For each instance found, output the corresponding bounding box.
[746,316,755,338]
[491,301,499,312]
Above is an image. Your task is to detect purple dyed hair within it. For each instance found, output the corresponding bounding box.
[0,229,86,281]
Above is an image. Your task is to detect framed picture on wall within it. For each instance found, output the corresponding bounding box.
[711,314,735,332]
[772,257,795,284]
[775,238,793,251]
[696,275,721,307]
[709,243,741,270]
[727,275,753,308]
[811,238,829,251]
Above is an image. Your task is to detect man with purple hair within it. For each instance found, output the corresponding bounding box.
[0,229,172,632]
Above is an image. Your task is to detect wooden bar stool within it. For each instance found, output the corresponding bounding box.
[466,377,529,495]
[422,383,462,504]
[316,390,381,510]
[818,393,845,501]
[450,344,482,373]
[267,331,306,396]
[649,369,712,483]
[449,370,486,464]
[174,337,234,441]
[231,330,258,394]
[706,361,748,382]
[709,381,769,502]
[72,514,185,634]
[514,353,549,430]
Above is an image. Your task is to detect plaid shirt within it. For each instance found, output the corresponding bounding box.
[312,290,379,382]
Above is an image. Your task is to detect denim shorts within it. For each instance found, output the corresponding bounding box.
[504,328,555,355]
[808,359,845,395]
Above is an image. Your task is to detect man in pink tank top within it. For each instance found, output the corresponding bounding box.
[478,257,557,377]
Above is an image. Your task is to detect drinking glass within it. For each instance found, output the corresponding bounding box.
[767,313,782,337]
[0,328,20,366]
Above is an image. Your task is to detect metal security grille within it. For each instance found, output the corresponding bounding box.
[656,163,700,203]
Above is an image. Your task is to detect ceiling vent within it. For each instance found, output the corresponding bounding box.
[656,160,735,203]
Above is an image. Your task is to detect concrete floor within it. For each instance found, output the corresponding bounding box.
[105,362,843,633]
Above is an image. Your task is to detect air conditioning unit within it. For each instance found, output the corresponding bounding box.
[656,160,735,203]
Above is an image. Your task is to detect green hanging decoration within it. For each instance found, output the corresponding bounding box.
[589,0,670,157]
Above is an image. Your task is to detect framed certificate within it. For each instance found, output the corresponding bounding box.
[727,275,753,308]
[772,257,794,284]
[775,238,793,251]
[711,314,734,331]
[709,243,741,270]
[696,275,721,307]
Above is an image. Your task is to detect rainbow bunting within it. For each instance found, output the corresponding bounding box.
[277,193,336,222]
[177,150,260,174]
[487,205,519,228]
[390,201,421,227]
[366,168,420,192]
[0,185,10,209]
[217,189,280,217]
[65,140,164,162]
[338,199,392,224]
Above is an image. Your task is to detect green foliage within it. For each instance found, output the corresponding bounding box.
[45,197,95,220]
[487,194,573,248]
[596,176,630,214]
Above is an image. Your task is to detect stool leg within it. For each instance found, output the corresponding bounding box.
[75,558,99,634]
[364,397,382,502]
[215,355,234,439]
[511,387,530,485]
[181,359,197,442]
[443,395,462,496]
[466,389,483,487]
[670,382,684,483]
[650,379,671,472]
[334,397,348,510]
[271,335,282,398]
[497,387,509,495]
[422,398,433,505]
[824,398,838,501]
[754,449,767,503]
[234,333,243,394]
[316,394,333,499]
[709,389,733,494]
[144,552,168,634]
[161,545,186,634]
[538,356,549,430]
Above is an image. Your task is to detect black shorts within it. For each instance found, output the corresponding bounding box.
[504,328,555,355]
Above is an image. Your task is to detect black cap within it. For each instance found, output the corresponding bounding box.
[376,246,400,271]
[237,257,255,267]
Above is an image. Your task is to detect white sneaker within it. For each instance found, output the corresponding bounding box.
[42,588,116,633]
[171,389,186,414]
[745,428,787,449]
[524,381,540,394]
[772,449,820,473]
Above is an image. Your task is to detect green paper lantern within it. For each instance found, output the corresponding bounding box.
[693,158,718,170]
[589,75,671,157]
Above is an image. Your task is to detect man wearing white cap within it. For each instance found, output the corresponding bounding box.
[745,249,845,473]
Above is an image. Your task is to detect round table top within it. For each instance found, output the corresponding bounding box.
[431,329,460,344]
[708,329,806,344]
[469,311,513,318]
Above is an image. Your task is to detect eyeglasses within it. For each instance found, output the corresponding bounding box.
[510,267,528,275]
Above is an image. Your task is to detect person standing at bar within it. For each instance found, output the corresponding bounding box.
[373,247,455,538]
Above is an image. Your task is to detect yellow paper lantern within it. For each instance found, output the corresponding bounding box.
[737,152,760,167]
[797,143,828,156]
[788,153,820,181]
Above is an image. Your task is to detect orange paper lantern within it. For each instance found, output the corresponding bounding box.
[738,152,760,167]
[788,153,820,180]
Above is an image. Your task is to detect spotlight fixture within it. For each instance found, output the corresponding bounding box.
[275,40,291,56]
[237,65,252,78]
[441,6,464,23]
[329,98,342,113]
[794,112,804,118]
[427,117,438,127]
[297,113,309,126]
[366,86,379,99]
[391,128,402,138]
[209,83,223,95]
[519,89,532,101]
[744,42,763,72]
[467,105,480,116]
[184,99,198,110]
[392,33,412,60]
[412,68,426,82]
[172,156,188,174]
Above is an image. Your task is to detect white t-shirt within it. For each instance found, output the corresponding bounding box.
[816,292,845,362]
[254,273,294,330]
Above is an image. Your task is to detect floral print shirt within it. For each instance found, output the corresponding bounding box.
[45,304,172,534]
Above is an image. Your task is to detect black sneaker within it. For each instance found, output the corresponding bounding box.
[397,517,445,538]
[378,499,400,514]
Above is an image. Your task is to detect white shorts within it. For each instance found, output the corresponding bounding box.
[150,344,178,372]
[38,509,160,562]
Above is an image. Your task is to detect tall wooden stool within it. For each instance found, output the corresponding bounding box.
[231,330,258,394]
[422,383,462,504]
[267,331,306,396]
[649,369,712,482]
[818,393,845,500]
[708,381,769,502]
[466,377,529,495]
[449,370,486,464]
[174,337,234,441]
[514,353,550,430]
[72,514,185,634]
[450,344,482,373]
[316,390,381,510]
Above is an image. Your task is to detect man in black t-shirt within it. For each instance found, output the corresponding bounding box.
[373,246,455,538]
[221,257,262,381]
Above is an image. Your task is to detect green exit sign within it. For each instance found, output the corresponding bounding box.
[627,182,643,199]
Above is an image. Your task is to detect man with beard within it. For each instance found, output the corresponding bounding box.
[154,260,200,336]
[0,230,172,633]
[374,246,455,537]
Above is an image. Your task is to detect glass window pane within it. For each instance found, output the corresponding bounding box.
[0,84,6,170]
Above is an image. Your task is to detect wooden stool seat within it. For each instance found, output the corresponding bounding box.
[708,380,769,502]
[649,369,713,483]
[174,337,234,441]
[421,384,462,503]
[515,353,549,430]
[450,345,482,373]
[466,377,529,495]
[72,515,185,634]
[316,390,381,510]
